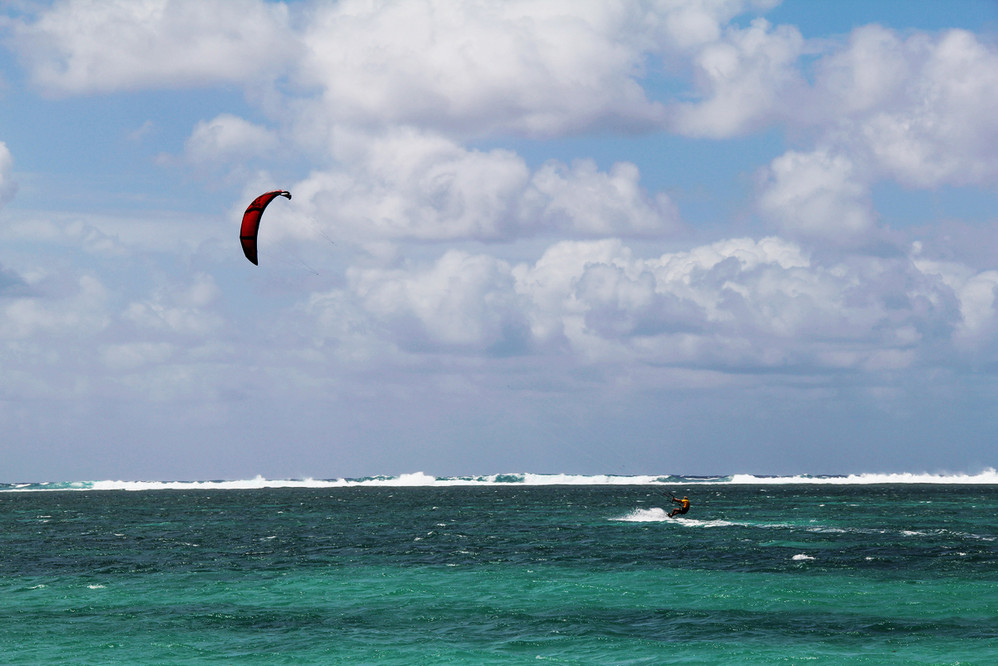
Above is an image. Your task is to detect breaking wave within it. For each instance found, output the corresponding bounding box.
[2,468,996,492]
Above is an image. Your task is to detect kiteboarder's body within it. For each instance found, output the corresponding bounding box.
[668,495,690,518]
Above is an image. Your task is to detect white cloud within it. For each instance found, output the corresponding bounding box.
[0,274,109,340]
[756,149,876,243]
[282,129,680,244]
[509,237,813,358]
[123,273,223,336]
[296,0,676,137]
[527,159,680,236]
[812,27,998,188]
[350,250,525,351]
[291,236,974,377]
[512,239,630,346]
[9,0,788,140]
[184,114,279,166]
[514,237,823,362]
[529,236,958,369]
[670,21,998,186]
[913,256,998,350]
[953,271,998,346]
[10,0,296,95]
[0,142,17,209]
[670,18,806,137]
[812,25,910,118]
[285,128,529,243]
[661,0,735,51]
[858,30,998,187]
[284,0,789,141]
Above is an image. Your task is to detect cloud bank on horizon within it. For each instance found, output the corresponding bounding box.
[1,0,997,481]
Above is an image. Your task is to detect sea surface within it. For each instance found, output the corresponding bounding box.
[2,472,998,664]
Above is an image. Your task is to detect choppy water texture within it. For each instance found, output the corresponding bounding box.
[2,482,997,663]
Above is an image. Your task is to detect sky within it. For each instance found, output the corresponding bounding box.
[1,0,998,482]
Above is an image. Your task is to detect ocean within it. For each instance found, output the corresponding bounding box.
[2,472,997,664]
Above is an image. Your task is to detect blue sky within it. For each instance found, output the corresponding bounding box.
[2,0,997,482]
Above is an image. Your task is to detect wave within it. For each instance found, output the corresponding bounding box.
[614,508,740,527]
[727,469,998,484]
[612,510,997,544]
[2,468,996,492]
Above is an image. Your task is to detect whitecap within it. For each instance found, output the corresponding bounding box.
[7,467,998,492]
[729,468,998,485]
[615,508,670,522]
[613,510,739,528]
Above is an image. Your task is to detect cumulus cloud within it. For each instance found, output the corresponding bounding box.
[729,26,998,246]
[756,149,876,244]
[812,25,911,118]
[811,27,998,188]
[671,21,998,191]
[0,142,17,210]
[856,30,998,187]
[541,236,964,372]
[913,254,998,350]
[8,0,789,140]
[283,129,529,243]
[670,18,806,137]
[183,114,280,167]
[281,129,680,244]
[296,0,677,137]
[514,237,825,363]
[527,159,680,236]
[9,0,296,95]
[292,236,978,377]
[351,250,527,352]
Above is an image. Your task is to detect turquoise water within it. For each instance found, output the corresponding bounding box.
[2,479,997,663]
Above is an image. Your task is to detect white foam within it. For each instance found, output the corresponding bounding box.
[6,468,998,492]
[613,510,741,528]
[728,469,998,484]
[616,507,671,522]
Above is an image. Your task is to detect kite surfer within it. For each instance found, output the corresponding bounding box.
[667,494,690,518]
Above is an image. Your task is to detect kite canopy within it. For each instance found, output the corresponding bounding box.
[239,190,291,265]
